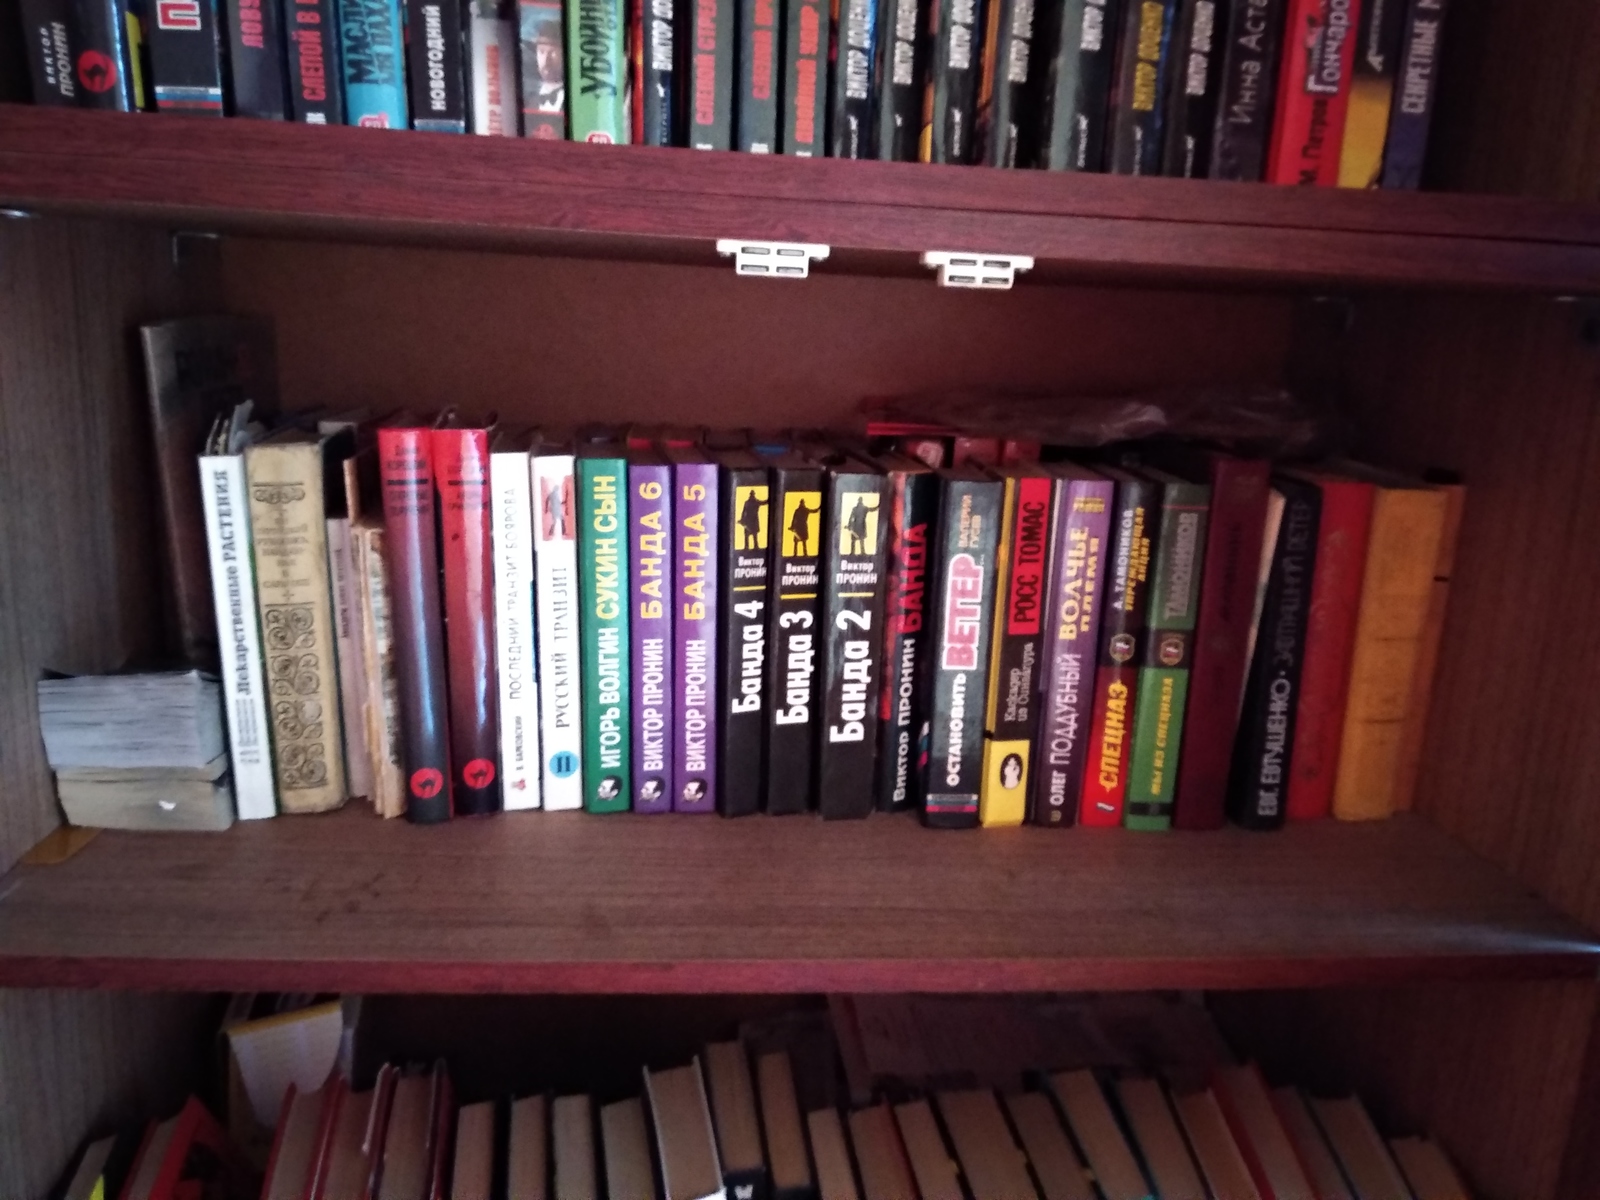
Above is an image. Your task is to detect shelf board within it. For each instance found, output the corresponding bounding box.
[0,809,1593,993]
[2,106,1599,290]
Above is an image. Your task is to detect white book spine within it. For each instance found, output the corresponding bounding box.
[198,454,277,819]
[492,450,542,810]
[469,15,520,136]
[533,453,584,810]
[325,516,373,800]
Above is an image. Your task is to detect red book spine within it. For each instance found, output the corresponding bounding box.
[378,428,454,824]
[1265,0,1364,185]
[1286,477,1375,820]
[1213,1068,1284,1200]
[432,428,503,816]
[1172,456,1270,830]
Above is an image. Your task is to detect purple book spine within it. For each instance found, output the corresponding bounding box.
[674,460,720,812]
[630,461,675,813]
[1030,475,1115,826]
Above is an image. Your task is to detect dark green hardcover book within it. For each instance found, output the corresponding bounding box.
[737,0,780,150]
[763,453,825,814]
[1124,468,1209,830]
[691,0,735,148]
[578,444,631,811]
[1037,0,1123,170]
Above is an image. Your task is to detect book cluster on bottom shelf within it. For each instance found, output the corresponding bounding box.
[17,0,1446,188]
[57,993,1474,1200]
[107,315,1464,836]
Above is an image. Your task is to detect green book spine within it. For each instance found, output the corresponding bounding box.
[566,0,629,142]
[1124,477,1209,831]
[579,451,632,811]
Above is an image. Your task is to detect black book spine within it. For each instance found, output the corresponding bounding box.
[1207,0,1283,180]
[408,0,468,130]
[689,0,734,148]
[1036,0,1120,170]
[1226,477,1320,830]
[874,468,938,811]
[20,0,80,104]
[1160,0,1222,175]
[1380,0,1447,189]
[226,0,291,116]
[781,0,828,153]
[284,0,344,122]
[829,0,878,156]
[148,0,226,114]
[1106,0,1176,173]
[977,0,1040,166]
[70,0,138,109]
[818,466,890,819]
[873,0,923,159]
[639,0,678,143]
[717,461,771,815]
[925,0,986,162]
[922,474,1003,829]
[765,463,824,814]
[737,0,779,149]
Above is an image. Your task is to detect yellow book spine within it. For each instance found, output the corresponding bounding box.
[1332,487,1448,820]
[979,477,1025,827]
[1339,75,1396,189]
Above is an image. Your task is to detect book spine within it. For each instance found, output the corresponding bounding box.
[1036,0,1118,171]
[1160,0,1222,176]
[874,0,923,159]
[718,466,771,816]
[147,0,226,114]
[492,451,542,810]
[1107,0,1177,174]
[874,469,938,811]
[831,0,878,156]
[533,454,586,810]
[1170,457,1270,830]
[635,0,677,143]
[199,454,278,820]
[327,513,373,801]
[1207,0,1283,180]
[923,478,1003,828]
[1030,478,1113,826]
[765,467,824,813]
[407,0,468,130]
[71,0,137,109]
[578,456,632,812]
[1266,0,1363,184]
[978,474,1053,825]
[470,8,521,133]
[1379,0,1445,189]
[356,523,407,818]
[630,461,675,813]
[674,462,719,812]
[1393,481,1463,810]
[246,441,349,813]
[1125,480,1209,831]
[1338,0,1405,187]
[1228,480,1319,829]
[566,0,627,139]
[1079,478,1156,826]
[783,0,828,154]
[924,0,986,162]
[285,0,345,122]
[689,0,734,147]
[338,0,406,125]
[977,0,1039,167]
[819,470,889,819]
[738,0,779,149]
[517,0,566,136]
[227,0,290,115]
[20,0,79,105]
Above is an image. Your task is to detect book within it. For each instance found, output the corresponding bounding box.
[533,444,585,809]
[1337,0,1405,186]
[491,431,542,810]
[936,1089,1037,1199]
[469,0,521,133]
[354,521,406,816]
[669,449,720,812]
[1208,0,1285,179]
[71,0,139,109]
[1379,0,1446,189]
[508,1095,549,1200]
[578,444,632,811]
[518,0,566,137]
[147,0,225,114]
[552,1095,598,1200]
[738,0,778,150]
[386,1071,443,1200]
[1240,488,1285,707]
[452,1099,497,1200]
[703,1042,767,1199]
[1124,469,1209,832]
[892,1099,962,1200]
[977,0,1042,166]
[1115,1077,1204,1200]
[874,456,939,812]
[55,757,235,831]
[1228,478,1320,830]
[37,672,224,767]
[1106,0,1178,174]
[246,431,348,813]
[831,0,878,157]
[1002,1092,1092,1200]
[222,0,288,116]
[689,0,734,148]
[1272,1087,1354,1200]
[1266,0,1364,185]
[319,438,371,808]
[1331,471,1447,820]
[378,424,453,823]
[1171,1088,1261,1200]
[1213,1063,1315,1200]
[921,467,1004,829]
[1049,1071,1151,1200]
[979,466,1053,826]
[873,0,923,159]
[715,450,771,817]
[1160,0,1223,176]
[1388,1137,1467,1200]
[285,0,345,122]
[141,316,279,668]
[807,1109,859,1200]
[646,1060,726,1200]
[764,454,825,814]
[602,1097,658,1199]
[923,0,987,162]
[782,0,828,154]
[818,456,889,820]
[408,0,468,129]
[1169,451,1270,830]
[630,452,676,812]
[1309,1095,1410,1200]
[1392,478,1463,809]
[850,1103,918,1200]
[756,1052,813,1200]
[262,1085,328,1200]
[338,0,407,126]
[122,1097,252,1200]
[1036,0,1120,170]
[19,0,78,105]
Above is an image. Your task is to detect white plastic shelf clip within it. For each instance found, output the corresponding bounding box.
[921,251,1035,290]
[716,240,831,279]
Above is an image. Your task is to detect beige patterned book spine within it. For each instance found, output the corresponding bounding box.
[356,520,406,818]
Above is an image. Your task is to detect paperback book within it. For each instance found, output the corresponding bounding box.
[338,0,408,127]
[669,449,720,812]
[408,0,468,131]
[1036,0,1120,171]
[629,453,675,812]
[533,445,586,810]
[147,0,226,115]
[874,456,939,811]
[578,445,632,811]
[715,450,771,816]
[764,454,825,814]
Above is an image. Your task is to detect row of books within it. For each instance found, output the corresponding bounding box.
[19,0,1448,185]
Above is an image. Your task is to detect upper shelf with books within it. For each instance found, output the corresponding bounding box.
[2,106,1599,293]
[0,808,1593,993]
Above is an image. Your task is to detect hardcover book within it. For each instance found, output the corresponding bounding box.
[148,0,226,114]
[874,0,924,159]
[1036,0,1121,171]
[378,424,453,823]
[518,0,566,137]
[20,0,78,105]
[578,444,632,811]
[1124,469,1210,831]
[668,449,720,812]
[71,0,139,109]
[323,438,372,804]
[690,0,734,148]
[1208,0,1285,179]
[977,0,1040,166]
[354,520,406,817]
[629,452,675,813]
[782,0,827,154]
[1266,0,1364,185]
[923,0,987,162]
[738,0,778,149]
[715,449,771,817]
[338,0,407,126]
[491,431,542,810]
[1337,0,1404,186]
[921,467,1003,828]
[285,0,345,122]
[1107,0,1177,174]
[818,455,890,819]
[830,0,878,157]
[1161,0,1223,176]
[874,455,939,812]
[634,0,677,143]
[469,0,521,134]
[763,453,825,813]
[533,443,585,808]
[226,0,289,116]
[1379,0,1446,189]
[408,0,468,130]
[1031,464,1113,827]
